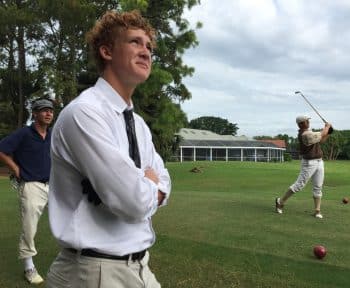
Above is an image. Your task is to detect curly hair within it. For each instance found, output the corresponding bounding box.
[86,10,156,73]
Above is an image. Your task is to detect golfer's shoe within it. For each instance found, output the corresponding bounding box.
[24,268,44,285]
[314,211,323,219]
[275,197,283,214]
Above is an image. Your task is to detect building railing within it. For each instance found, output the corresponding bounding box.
[173,146,286,162]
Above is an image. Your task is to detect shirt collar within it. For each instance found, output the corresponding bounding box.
[94,77,133,114]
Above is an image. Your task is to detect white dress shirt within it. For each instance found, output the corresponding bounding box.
[49,77,171,255]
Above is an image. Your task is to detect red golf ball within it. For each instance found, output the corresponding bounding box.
[313,245,327,259]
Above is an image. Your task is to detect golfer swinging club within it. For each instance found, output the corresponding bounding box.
[275,115,332,219]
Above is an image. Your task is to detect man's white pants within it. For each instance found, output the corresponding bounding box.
[290,158,324,198]
[18,182,48,259]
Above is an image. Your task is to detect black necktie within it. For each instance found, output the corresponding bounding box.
[123,109,141,168]
[81,109,141,205]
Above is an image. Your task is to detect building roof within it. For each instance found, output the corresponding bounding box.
[180,139,279,148]
[177,128,249,141]
[177,128,283,149]
[259,139,287,148]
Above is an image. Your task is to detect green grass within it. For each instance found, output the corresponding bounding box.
[1,161,350,287]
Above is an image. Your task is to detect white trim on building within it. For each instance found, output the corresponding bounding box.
[175,128,286,162]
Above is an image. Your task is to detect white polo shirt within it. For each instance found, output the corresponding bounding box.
[49,77,171,255]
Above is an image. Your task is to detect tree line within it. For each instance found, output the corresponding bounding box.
[254,130,350,161]
[0,0,202,161]
[187,116,350,161]
[2,1,349,162]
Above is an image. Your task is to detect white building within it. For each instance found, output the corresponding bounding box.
[174,128,286,162]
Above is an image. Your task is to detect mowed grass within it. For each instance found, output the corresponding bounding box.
[1,161,350,287]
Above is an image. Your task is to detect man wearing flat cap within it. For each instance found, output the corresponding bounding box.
[275,115,332,219]
[0,98,54,284]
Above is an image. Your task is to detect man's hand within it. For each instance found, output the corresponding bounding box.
[322,123,331,134]
[320,123,332,142]
[325,123,333,134]
[10,174,21,190]
[158,190,166,206]
[11,165,20,179]
[144,168,165,206]
[144,168,159,185]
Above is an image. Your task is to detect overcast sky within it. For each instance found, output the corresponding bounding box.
[181,0,350,138]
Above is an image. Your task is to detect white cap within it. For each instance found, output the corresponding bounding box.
[296,115,311,124]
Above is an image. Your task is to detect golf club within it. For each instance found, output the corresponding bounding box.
[295,91,333,134]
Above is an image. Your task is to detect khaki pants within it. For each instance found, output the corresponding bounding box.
[18,182,48,259]
[290,158,324,198]
[46,249,161,288]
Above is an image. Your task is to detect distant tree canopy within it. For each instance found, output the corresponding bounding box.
[321,130,349,160]
[254,134,298,149]
[338,131,350,159]
[188,116,239,136]
[0,0,202,161]
[255,131,350,161]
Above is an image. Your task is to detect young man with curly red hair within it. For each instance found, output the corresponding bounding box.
[46,10,171,288]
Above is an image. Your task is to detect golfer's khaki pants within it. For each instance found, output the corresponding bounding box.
[290,158,324,198]
[18,181,48,259]
[46,249,161,288]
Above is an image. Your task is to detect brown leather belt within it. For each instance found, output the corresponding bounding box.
[66,248,146,261]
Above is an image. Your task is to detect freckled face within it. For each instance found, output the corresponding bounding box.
[110,29,153,87]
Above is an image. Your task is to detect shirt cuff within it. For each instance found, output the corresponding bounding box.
[148,180,160,216]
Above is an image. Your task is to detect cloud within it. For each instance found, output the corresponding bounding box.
[182,0,350,137]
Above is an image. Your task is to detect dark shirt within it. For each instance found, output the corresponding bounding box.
[298,130,323,160]
[0,124,51,182]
